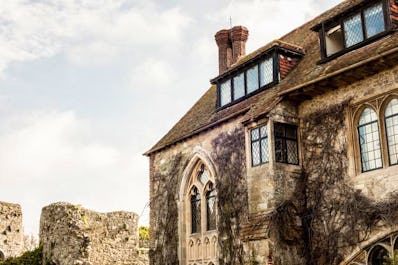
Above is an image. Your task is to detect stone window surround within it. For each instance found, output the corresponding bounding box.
[177,151,218,265]
[350,92,398,175]
[345,231,398,264]
[245,118,301,169]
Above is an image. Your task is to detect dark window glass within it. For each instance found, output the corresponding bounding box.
[220,79,231,106]
[368,245,389,265]
[358,108,382,172]
[251,125,269,166]
[191,187,201,234]
[385,99,398,165]
[206,186,216,231]
[246,65,259,94]
[344,14,364,47]
[233,73,245,100]
[364,3,385,38]
[274,123,298,165]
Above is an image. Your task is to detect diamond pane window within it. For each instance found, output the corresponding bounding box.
[344,14,364,47]
[364,3,385,38]
[246,65,259,94]
[220,79,231,106]
[385,99,398,165]
[233,73,245,100]
[358,108,382,172]
[251,125,269,166]
[260,57,274,87]
[206,186,216,231]
[191,187,201,234]
[274,123,299,165]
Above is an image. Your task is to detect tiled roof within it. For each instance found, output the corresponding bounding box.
[145,0,398,155]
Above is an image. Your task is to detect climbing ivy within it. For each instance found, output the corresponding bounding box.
[211,128,248,265]
[270,103,398,265]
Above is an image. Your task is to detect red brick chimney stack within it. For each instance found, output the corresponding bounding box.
[215,26,249,74]
[215,29,232,74]
[231,26,249,65]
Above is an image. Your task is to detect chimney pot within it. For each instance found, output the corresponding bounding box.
[231,26,249,64]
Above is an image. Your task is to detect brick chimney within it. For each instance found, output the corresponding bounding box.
[215,26,249,74]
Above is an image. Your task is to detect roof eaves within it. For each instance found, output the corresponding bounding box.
[279,45,398,97]
[143,107,250,156]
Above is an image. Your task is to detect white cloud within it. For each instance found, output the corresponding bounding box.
[0,0,192,71]
[0,109,146,234]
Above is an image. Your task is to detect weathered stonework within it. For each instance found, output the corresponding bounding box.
[0,202,23,261]
[40,202,141,265]
[146,1,398,264]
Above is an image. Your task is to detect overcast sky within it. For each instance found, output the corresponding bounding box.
[0,0,341,236]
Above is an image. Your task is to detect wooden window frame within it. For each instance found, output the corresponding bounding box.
[319,0,391,62]
[216,52,279,110]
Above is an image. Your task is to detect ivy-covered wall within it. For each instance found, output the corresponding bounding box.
[211,128,248,265]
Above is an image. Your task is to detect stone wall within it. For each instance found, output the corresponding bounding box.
[0,202,23,261]
[40,202,144,265]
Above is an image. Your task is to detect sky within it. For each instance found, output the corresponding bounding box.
[0,0,341,236]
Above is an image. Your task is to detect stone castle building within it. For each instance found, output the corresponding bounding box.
[0,202,23,261]
[145,0,398,264]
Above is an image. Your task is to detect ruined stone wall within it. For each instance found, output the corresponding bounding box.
[40,202,142,265]
[149,118,249,265]
[0,202,23,260]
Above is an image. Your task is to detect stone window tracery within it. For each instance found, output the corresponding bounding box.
[182,161,218,265]
[352,95,398,174]
[384,98,398,165]
[347,232,398,265]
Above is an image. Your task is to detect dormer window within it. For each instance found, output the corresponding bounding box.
[318,0,390,60]
[216,55,276,109]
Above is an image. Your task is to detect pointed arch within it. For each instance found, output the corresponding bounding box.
[177,149,218,265]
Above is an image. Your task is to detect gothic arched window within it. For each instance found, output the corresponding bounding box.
[385,98,398,165]
[191,186,201,234]
[358,107,382,172]
[206,184,216,231]
[182,161,218,265]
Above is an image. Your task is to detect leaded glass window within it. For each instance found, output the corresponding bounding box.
[206,184,216,231]
[274,123,298,165]
[251,124,269,166]
[246,65,259,94]
[233,73,245,100]
[191,187,201,234]
[344,14,364,47]
[260,57,274,87]
[364,3,385,38]
[220,79,231,106]
[358,108,382,172]
[385,99,398,165]
[321,0,387,59]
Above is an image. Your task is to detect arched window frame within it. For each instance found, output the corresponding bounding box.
[356,106,383,172]
[351,94,398,175]
[178,154,218,265]
[346,231,398,264]
[384,98,398,166]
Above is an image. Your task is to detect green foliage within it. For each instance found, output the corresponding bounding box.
[139,226,150,241]
[384,251,398,265]
[0,246,48,265]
